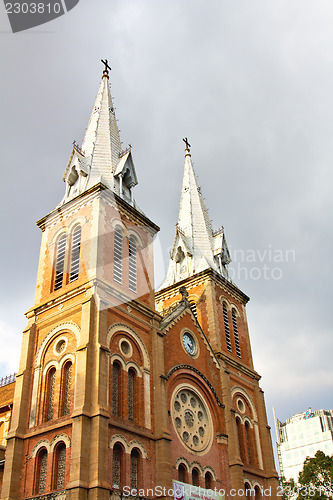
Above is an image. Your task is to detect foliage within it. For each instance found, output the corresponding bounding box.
[296,450,333,500]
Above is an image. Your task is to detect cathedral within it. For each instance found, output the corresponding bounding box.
[0,63,278,500]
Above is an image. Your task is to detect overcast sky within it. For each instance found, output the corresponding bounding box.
[1,0,333,469]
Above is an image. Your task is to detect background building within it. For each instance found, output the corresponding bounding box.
[0,65,278,500]
[275,408,333,482]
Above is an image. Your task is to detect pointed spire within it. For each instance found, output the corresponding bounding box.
[61,61,138,205]
[159,140,231,290]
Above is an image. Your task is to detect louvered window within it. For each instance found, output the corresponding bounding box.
[128,369,135,421]
[112,362,120,416]
[35,448,48,494]
[69,227,81,282]
[130,449,140,489]
[45,367,56,421]
[113,229,123,284]
[223,303,232,352]
[61,362,72,416]
[54,235,66,290]
[112,444,122,488]
[232,309,241,358]
[129,236,137,292]
[54,443,66,490]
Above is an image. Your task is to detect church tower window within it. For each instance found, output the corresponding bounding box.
[34,448,48,494]
[69,226,81,282]
[54,235,67,290]
[232,309,241,358]
[60,361,72,417]
[53,442,66,490]
[112,443,123,489]
[128,236,137,292]
[128,368,135,421]
[112,362,121,416]
[113,229,123,284]
[44,367,56,422]
[222,303,232,352]
[130,449,140,489]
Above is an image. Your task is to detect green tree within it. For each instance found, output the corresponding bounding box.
[295,450,333,500]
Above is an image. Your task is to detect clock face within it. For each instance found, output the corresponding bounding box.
[183,332,195,355]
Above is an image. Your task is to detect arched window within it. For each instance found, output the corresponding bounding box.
[236,417,246,464]
[34,448,48,494]
[113,228,123,284]
[45,367,56,421]
[254,485,262,500]
[205,471,213,490]
[130,449,140,489]
[222,303,232,352]
[129,236,137,292]
[245,421,251,464]
[112,362,121,416]
[245,421,257,467]
[60,361,72,417]
[244,483,251,497]
[128,368,136,421]
[54,235,67,290]
[69,226,81,282]
[112,443,123,489]
[53,442,66,490]
[192,468,199,487]
[232,309,241,358]
[178,463,187,483]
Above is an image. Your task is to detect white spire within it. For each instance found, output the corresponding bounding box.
[159,141,231,290]
[61,62,138,205]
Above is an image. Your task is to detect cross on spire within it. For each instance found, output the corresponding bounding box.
[101,59,111,77]
[183,137,191,156]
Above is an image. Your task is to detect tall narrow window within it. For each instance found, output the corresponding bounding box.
[69,226,81,282]
[245,421,251,464]
[223,303,232,352]
[54,235,67,290]
[205,471,213,490]
[192,468,199,487]
[112,444,123,488]
[53,442,66,490]
[129,236,137,292]
[113,229,123,284]
[178,463,186,483]
[34,448,48,494]
[112,362,121,416]
[128,368,135,421]
[255,486,262,500]
[232,309,241,358]
[130,449,140,489]
[60,362,72,416]
[45,367,56,421]
[236,417,246,464]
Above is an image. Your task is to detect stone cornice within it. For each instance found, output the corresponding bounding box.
[155,268,249,305]
[36,182,160,234]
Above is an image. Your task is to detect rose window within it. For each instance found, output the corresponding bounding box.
[172,388,212,453]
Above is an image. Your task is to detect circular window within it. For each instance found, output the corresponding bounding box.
[171,387,213,454]
[54,338,66,355]
[119,338,132,357]
[237,398,245,413]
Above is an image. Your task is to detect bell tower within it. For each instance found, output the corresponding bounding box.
[155,140,279,496]
[2,63,164,500]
